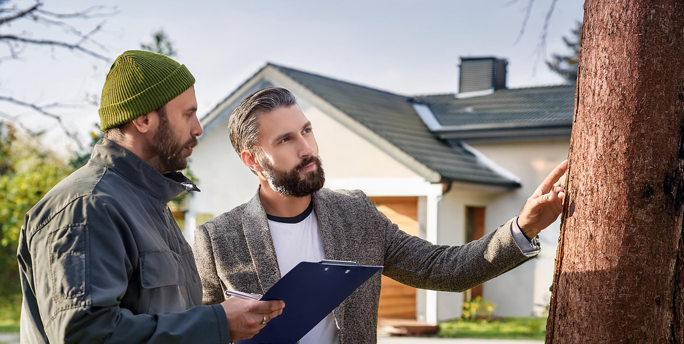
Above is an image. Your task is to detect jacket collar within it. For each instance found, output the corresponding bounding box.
[242,187,348,328]
[89,139,199,204]
[243,190,281,293]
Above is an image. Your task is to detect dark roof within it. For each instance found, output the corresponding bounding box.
[270,63,520,187]
[419,85,575,127]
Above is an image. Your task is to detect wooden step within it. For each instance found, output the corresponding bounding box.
[378,318,439,337]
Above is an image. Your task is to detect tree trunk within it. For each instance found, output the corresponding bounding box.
[546,0,684,343]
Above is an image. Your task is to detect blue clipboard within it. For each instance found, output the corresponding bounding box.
[234,260,383,344]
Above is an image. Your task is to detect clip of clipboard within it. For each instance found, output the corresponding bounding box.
[228,260,383,344]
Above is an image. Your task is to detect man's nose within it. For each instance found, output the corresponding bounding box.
[298,137,314,158]
[191,114,203,137]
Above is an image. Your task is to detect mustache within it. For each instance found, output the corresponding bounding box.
[184,137,198,149]
[295,156,319,172]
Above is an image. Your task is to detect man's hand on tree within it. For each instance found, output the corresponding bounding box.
[518,160,568,238]
[220,297,285,341]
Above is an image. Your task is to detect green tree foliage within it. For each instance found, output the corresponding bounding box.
[546,21,581,82]
[141,30,177,57]
[0,124,74,297]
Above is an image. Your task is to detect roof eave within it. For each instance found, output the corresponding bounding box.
[442,177,521,190]
[436,122,573,142]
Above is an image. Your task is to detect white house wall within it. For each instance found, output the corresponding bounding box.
[189,117,260,216]
[434,188,494,321]
[297,100,421,179]
[470,139,570,317]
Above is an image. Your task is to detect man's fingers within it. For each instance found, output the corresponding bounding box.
[268,309,281,320]
[253,300,285,314]
[247,313,265,329]
[539,160,568,194]
[536,193,549,205]
[536,190,558,205]
[554,171,568,189]
[556,191,566,210]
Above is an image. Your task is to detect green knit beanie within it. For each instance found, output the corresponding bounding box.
[98,50,195,131]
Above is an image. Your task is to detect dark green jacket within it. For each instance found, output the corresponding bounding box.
[17,140,231,344]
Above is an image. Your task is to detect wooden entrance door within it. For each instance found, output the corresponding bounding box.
[370,197,419,319]
[465,207,485,301]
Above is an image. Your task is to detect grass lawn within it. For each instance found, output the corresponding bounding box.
[0,295,20,334]
[439,317,547,340]
[0,323,19,334]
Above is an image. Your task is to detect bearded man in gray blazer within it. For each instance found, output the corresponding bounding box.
[193,87,568,344]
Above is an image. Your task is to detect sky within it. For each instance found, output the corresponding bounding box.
[1,0,585,155]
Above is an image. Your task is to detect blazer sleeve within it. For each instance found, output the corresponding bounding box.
[193,223,227,306]
[370,196,536,292]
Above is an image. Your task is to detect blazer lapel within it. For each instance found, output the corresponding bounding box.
[242,190,281,294]
[312,189,349,329]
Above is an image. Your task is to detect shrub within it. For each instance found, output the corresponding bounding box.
[462,296,496,321]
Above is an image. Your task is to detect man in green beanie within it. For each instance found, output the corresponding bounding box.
[17,50,284,344]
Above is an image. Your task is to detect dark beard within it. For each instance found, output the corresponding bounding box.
[261,155,325,197]
[152,110,197,173]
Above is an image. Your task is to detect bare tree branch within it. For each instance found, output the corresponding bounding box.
[508,0,562,74]
[41,102,89,109]
[0,35,110,61]
[0,96,84,149]
[0,40,25,63]
[5,40,16,58]
[0,0,118,150]
[29,12,83,34]
[0,96,60,121]
[0,2,38,26]
[73,21,107,51]
[513,0,536,45]
[0,111,45,136]
[0,1,114,148]
[36,5,117,19]
[0,1,114,62]
[540,0,559,47]
[28,13,108,51]
[532,0,559,74]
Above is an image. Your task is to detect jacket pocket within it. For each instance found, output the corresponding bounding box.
[49,225,87,301]
[139,250,183,288]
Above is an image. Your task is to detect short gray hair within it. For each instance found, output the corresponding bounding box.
[228,87,297,155]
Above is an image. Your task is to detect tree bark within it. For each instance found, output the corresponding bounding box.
[546,0,684,343]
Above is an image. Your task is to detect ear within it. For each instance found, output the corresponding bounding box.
[130,112,156,134]
[241,150,263,173]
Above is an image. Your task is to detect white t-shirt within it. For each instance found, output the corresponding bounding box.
[267,202,340,344]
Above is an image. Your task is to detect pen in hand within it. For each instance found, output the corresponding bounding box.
[225,289,263,300]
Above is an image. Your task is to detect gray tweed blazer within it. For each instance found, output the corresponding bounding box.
[193,188,534,343]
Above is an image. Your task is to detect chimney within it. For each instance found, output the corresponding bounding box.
[458,57,508,95]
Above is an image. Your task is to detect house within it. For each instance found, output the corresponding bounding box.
[184,57,574,323]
